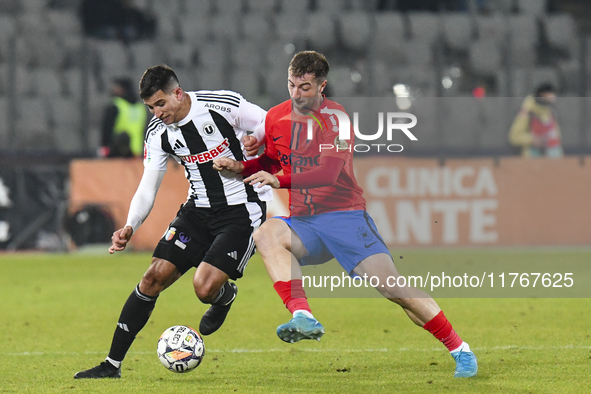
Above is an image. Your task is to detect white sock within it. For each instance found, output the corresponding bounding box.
[105,357,121,369]
[450,341,470,354]
[293,309,314,319]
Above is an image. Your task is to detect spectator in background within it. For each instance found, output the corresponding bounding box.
[508,83,563,158]
[100,78,148,158]
[80,0,156,42]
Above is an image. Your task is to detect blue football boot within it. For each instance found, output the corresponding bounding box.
[276,312,325,343]
[451,348,478,377]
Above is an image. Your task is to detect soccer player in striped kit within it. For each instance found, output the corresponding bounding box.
[214,51,478,378]
[75,65,269,379]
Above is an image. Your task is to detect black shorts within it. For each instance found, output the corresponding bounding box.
[153,201,266,280]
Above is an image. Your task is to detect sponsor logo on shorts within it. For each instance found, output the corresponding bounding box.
[364,241,377,249]
[165,227,176,241]
[178,232,191,243]
[227,251,238,260]
[174,239,187,250]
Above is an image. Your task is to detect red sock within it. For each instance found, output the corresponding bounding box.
[273,280,311,314]
[423,311,463,352]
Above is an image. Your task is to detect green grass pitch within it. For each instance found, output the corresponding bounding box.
[1,249,590,393]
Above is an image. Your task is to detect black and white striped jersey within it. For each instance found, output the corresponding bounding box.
[143,90,272,208]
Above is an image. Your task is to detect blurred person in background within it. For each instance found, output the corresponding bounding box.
[508,83,563,158]
[100,78,148,158]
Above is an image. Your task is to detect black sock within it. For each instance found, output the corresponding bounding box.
[108,285,158,362]
[211,281,235,306]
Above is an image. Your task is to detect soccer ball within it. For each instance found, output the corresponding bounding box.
[157,325,205,373]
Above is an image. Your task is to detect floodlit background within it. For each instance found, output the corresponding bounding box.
[0,0,590,154]
[1,0,591,250]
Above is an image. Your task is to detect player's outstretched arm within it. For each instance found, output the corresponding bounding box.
[109,225,134,254]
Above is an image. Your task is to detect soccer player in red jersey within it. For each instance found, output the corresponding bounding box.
[214,51,477,377]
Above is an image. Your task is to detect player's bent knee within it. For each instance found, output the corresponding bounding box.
[252,227,265,246]
[140,271,166,296]
[253,219,290,250]
[192,269,224,303]
[140,258,179,296]
[193,279,220,303]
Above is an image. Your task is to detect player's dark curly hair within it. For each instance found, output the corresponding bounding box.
[289,51,329,81]
[139,65,180,99]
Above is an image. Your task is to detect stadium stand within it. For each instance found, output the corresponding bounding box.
[279,0,309,14]
[517,0,546,16]
[247,0,278,14]
[0,96,7,146]
[339,13,373,52]
[184,0,212,16]
[0,0,588,156]
[441,13,474,51]
[305,13,337,53]
[316,0,347,14]
[469,39,503,77]
[545,13,578,55]
[475,14,508,45]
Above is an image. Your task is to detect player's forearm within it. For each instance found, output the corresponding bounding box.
[241,154,281,177]
[276,174,291,188]
[279,157,344,189]
[125,170,166,231]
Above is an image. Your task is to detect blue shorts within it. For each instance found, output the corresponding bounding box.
[278,210,391,274]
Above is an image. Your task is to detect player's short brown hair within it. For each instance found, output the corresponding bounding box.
[139,65,180,99]
[288,51,329,82]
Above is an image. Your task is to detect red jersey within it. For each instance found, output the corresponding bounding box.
[247,98,366,217]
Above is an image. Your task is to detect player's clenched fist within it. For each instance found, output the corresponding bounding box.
[213,157,244,173]
[109,225,134,254]
[241,135,260,157]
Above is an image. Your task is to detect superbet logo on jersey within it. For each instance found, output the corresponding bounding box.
[306,108,418,153]
[180,138,230,164]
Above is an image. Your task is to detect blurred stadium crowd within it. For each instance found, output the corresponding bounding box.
[0,0,591,156]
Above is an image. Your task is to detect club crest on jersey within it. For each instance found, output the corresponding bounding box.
[164,227,176,241]
[202,122,216,136]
